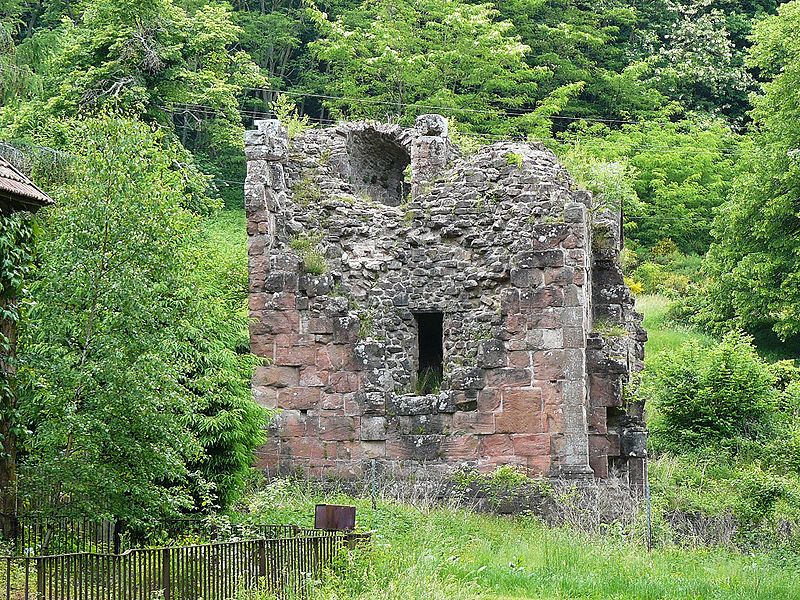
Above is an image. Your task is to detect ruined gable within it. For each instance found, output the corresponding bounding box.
[245,115,647,485]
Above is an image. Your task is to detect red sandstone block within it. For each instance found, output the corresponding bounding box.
[441,435,480,460]
[250,336,274,359]
[573,269,587,286]
[253,365,298,388]
[508,351,531,368]
[485,367,531,388]
[308,316,334,334]
[540,381,563,407]
[479,434,514,458]
[502,387,543,411]
[385,435,412,460]
[275,344,317,367]
[452,411,495,435]
[299,366,328,387]
[477,389,501,412]
[252,386,278,409]
[320,392,345,411]
[277,410,308,438]
[496,392,544,434]
[544,407,565,433]
[505,314,527,334]
[361,441,386,459]
[277,387,321,410]
[327,372,361,393]
[318,416,357,441]
[587,406,607,434]
[533,350,565,381]
[254,310,300,336]
[589,374,623,407]
[589,455,608,478]
[589,433,620,457]
[527,454,552,476]
[511,433,549,456]
[528,308,561,329]
[286,436,326,461]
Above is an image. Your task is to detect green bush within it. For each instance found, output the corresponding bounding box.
[645,332,777,452]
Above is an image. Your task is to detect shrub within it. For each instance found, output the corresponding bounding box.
[645,332,777,452]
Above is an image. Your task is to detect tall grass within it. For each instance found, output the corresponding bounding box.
[235,481,800,600]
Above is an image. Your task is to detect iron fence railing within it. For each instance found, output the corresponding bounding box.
[0,532,368,600]
[7,515,314,556]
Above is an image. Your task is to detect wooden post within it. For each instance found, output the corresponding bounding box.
[258,538,266,581]
[162,548,171,600]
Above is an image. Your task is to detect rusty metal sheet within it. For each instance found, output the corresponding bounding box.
[314,504,356,531]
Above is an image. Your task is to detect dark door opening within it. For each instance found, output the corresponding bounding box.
[414,312,443,394]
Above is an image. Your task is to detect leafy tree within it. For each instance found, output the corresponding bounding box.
[16,117,265,521]
[697,1,800,340]
[494,0,667,123]
[561,119,738,253]
[308,0,550,133]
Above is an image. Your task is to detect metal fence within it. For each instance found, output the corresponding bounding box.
[0,532,367,599]
[9,515,312,556]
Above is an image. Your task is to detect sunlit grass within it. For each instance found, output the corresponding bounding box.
[636,294,716,356]
[237,482,800,600]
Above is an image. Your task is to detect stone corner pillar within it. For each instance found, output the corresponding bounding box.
[410,114,450,199]
[244,119,289,252]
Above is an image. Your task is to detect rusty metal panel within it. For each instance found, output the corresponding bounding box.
[314,504,356,531]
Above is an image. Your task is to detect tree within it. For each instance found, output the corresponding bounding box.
[561,119,737,254]
[697,1,800,339]
[645,332,777,452]
[308,0,549,133]
[16,117,265,521]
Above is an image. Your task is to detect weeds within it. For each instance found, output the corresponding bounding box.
[290,233,327,274]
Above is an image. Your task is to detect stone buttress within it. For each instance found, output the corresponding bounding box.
[245,115,647,484]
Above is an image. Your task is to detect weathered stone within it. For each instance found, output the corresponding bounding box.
[246,114,646,486]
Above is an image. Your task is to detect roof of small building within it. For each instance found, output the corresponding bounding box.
[0,155,53,214]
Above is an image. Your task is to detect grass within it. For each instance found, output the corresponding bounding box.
[235,480,800,599]
[636,295,715,357]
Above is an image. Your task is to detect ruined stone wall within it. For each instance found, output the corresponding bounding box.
[246,116,646,483]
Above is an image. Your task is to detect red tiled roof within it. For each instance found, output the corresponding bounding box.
[0,155,53,213]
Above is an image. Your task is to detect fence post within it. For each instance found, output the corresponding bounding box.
[162,548,171,600]
[258,538,266,581]
[36,557,43,599]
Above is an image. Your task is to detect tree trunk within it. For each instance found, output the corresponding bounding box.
[0,296,19,541]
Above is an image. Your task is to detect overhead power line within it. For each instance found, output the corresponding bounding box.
[161,102,742,156]
[239,86,652,126]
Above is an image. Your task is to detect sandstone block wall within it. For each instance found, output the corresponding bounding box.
[245,115,647,484]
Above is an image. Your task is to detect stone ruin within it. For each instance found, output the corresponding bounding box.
[245,114,648,487]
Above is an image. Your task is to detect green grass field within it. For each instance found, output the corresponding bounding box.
[636,295,715,357]
[237,482,800,600]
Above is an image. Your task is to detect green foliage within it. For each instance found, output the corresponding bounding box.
[644,332,777,452]
[290,233,326,274]
[693,1,800,342]
[234,479,800,598]
[414,367,441,395]
[561,120,737,254]
[503,152,523,168]
[271,93,310,140]
[16,117,265,521]
[308,0,546,134]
